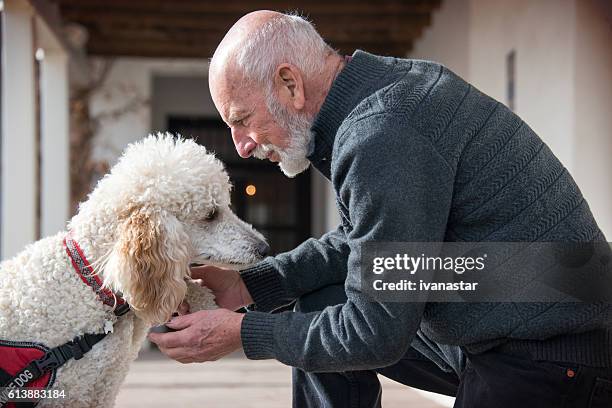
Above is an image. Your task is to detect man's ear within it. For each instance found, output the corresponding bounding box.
[274,63,305,110]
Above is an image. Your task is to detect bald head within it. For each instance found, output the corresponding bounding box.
[209,10,280,81]
[209,11,337,95]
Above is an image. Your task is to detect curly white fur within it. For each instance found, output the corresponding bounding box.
[0,135,267,407]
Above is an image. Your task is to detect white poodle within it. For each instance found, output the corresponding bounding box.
[0,135,268,407]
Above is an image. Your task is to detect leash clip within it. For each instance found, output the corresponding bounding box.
[34,347,68,374]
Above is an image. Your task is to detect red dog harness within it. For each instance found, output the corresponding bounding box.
[0,234,130,407]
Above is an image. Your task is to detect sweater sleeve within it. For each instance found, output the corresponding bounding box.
[240,121,455,371]
[240,224,350,312]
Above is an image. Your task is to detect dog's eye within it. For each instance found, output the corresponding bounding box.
[204,208,217,221]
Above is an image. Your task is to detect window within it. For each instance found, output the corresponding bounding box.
[506,50,516,111]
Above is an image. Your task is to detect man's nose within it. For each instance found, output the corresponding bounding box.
[232,128,257,158]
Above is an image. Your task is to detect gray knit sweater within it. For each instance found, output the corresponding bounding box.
[239,50,611,372]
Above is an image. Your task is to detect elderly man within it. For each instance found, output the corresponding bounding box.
[149,10,612,408]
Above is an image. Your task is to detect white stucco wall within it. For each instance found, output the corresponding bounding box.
[89,58,209,165]
[151,75,219,132]
[410,0,470,79]
[39,44,71,238]
[410,0,611,239]
[468,0,577,169]
[1,0,37,259]
[573,0,612,238]
[1,1,73,259]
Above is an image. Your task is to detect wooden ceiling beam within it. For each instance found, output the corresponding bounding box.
[60,9,431,31]
[56,0,441,16]
[85,37,413,59]
[83,24,425,47]
[87,40,215,59]
[56,0,435,59]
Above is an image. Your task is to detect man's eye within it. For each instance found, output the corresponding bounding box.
[204,209,217,221]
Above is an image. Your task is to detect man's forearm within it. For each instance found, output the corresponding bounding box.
[240,225,349,312]
[240,296,423,372]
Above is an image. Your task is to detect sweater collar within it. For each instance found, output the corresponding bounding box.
[307,50,391,179]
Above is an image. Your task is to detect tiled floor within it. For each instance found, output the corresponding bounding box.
[115,350,454,407]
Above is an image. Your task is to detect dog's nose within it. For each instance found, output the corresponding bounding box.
[257,242,270,257]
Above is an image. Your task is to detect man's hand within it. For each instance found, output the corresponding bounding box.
[190,265,254,310]
[148,309,244,363]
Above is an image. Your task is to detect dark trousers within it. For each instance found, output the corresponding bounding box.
[293,284,612,408]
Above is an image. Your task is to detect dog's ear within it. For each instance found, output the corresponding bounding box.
[104,208,191,325]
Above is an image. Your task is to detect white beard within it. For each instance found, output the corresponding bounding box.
[252,95,314,178]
